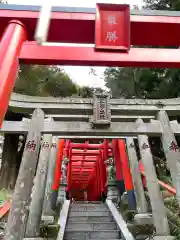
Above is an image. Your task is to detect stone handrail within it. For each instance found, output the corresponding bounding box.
[56,200,70,240]
[106,199,135,240]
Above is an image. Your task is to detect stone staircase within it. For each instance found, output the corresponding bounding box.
[64,201,121,240]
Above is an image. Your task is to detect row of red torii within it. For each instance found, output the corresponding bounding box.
[0,2,180,240]
[1,91,180,240]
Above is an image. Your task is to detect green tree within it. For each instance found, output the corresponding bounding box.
[104,0,180,99]
[14,65,77,97]
[15,65,104,98]
[143,0,180,10]
[77,86,105,98]
[41,67,77,97]
[104,67,180,99]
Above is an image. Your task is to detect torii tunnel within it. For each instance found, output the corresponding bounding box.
[52,139,135,204]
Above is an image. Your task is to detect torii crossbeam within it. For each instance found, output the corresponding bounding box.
[0,3,180,127]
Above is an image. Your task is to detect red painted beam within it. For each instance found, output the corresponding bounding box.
[72,152,100,156]
[72,175,91,177]
[71,158,96,159]
[72,170,94,172]
[72,161,95,163]
[139,163,176,195]
[72,149,100,153]
[72,166,95,168]
[72,178,91,179]
[72,166,94,168]
[72,168,94,170]
[71,158,97,161]
[20,42,180,68]
[0,9,180,46]
[71,159,96,161]
[70,143,112,149]
[0,200,11,219]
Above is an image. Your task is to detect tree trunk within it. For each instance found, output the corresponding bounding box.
[0,134,19,190]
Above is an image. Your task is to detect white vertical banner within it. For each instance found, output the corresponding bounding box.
[35,2,52,45]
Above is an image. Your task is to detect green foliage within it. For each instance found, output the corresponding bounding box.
[104,0,180,100]
[77,86,104,98]
[104,67,180,99]
[143,0,180,10]
[42,67,77,97]
[0,189,10,205]
[14,65,103,98]
[14,65,77,97]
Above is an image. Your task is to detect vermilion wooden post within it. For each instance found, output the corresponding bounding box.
[0,20,27,127]
[99,151,105,193]
[112,139,125,196]
[67,146,72,194]
[96,158,101,200]
[104,139,108,160]
[51,139,65,209]
[97,155,103,195]
[92,169,97,200]
[103,140,108,192]
[64,140,70,193]
[118,139,136,210]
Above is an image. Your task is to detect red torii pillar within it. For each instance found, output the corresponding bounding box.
[0,21,27,127]
[112,139,125,196]
[51,139,65,210]
[118,139,136,210]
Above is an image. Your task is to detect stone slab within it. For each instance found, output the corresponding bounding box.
[24,238,44,240]
[134,213,153,225]
[41,215,54,225]
[64,230,120,239]
[70,206,107,211]
[68,211,111,217]
[67,216,114,222]
[66,222,117,231]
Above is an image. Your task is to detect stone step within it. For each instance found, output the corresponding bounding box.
[66,222,117,231]
[67,216,114,222]
[70,206,108,211]
[74,201,102,204]
[64,230,120,239]
[70,204,105,208]
[64,238,120,240]
[70,203,106,206]
[68,211,111,217]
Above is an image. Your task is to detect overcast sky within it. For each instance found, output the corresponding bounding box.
[8,0,143,88]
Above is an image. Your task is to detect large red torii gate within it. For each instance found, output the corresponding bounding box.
[0,3,180,126]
